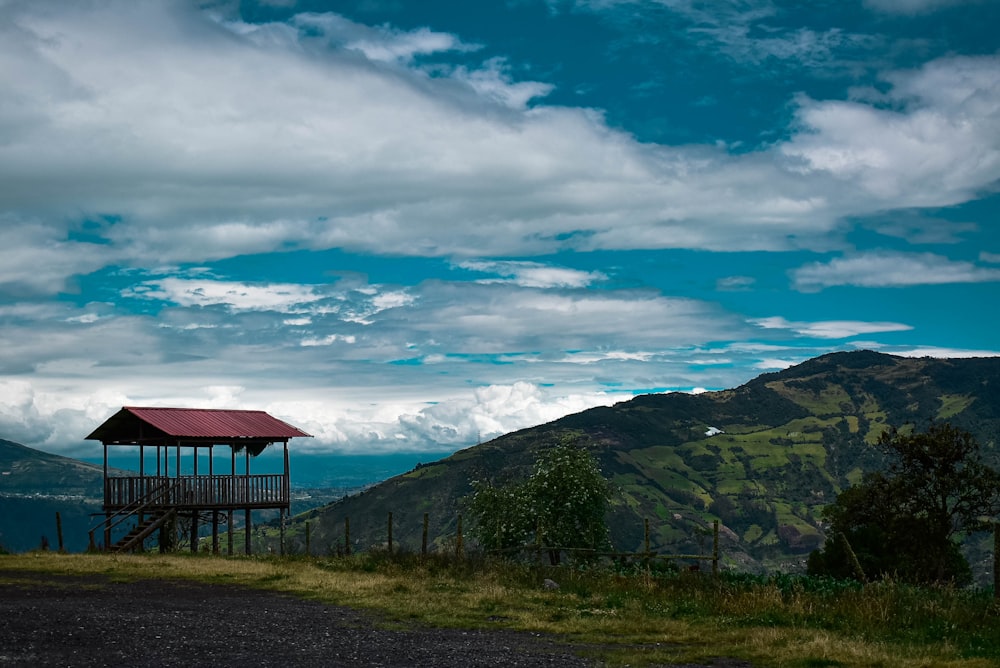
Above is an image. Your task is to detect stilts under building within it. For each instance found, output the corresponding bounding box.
[86,406,311,554]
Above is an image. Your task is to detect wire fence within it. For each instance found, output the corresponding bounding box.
[299,512,721,575]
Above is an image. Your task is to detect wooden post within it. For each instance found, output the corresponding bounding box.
[455,513,463,560]
[712,520,719,578]
[305,521,311,557]
[536,516,543,569]
[245,509,252,555]
[644,517,650,573]
[212,511,219,555]
[55,512,64,553]
[227,510,234,556]
[279,508,286,557]
[994,522,999,602]
[422,513,429,557]
[344,516,351,556]
[387,512,393,554]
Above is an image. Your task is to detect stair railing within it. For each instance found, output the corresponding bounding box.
[89,478,182,551]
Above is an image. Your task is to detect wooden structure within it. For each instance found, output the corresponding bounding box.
[86,406,311,554]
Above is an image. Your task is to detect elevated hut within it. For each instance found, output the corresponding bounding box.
[86,406,311,554]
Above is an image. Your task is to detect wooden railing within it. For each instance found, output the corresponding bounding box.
[104,474,288,510]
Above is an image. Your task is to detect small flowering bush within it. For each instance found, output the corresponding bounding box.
[466,436,611,559]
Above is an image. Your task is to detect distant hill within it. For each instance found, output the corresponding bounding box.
[0,439,106,552]
[278,351,1000,579]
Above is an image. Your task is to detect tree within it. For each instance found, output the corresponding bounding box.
[809,423,1000,584]
[466,436,612,563]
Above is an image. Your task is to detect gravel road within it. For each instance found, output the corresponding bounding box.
[0,570,750,667]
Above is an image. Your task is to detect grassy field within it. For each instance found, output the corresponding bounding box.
[2,550,999,667]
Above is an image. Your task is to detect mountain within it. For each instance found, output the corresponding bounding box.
[278,351,1000,577]
[0,439,107,552]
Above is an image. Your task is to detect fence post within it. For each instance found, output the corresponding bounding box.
[345,516,351,556]
[455,513,463,559]
[994,522,999,602]
[422,513,429,557]
[644,518,650,574]
[305,521,311,557]
[279,509,285,557]
[55,512,65,553]
[712,520,719,578]
[536,516,543,569]
[387,512,393,554]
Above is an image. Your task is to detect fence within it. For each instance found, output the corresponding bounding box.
[297,512,721,575]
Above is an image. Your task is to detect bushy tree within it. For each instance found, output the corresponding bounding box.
[809,423,1000,585]
[466,436,612,563]
[466,477,532,552]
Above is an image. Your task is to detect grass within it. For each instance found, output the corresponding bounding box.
[2,550,999,667]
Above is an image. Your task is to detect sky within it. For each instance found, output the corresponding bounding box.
[1,0,999,458]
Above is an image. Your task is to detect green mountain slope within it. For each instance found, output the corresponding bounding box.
[0,439,106,552]
[282,351,1000,575]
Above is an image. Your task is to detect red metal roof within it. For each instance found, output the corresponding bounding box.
[86,406,311,442]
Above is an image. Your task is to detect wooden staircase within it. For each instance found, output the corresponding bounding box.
[110,509,177,553]
[91,479,181,552]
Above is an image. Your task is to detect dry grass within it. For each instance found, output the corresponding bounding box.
[2,551,998,667]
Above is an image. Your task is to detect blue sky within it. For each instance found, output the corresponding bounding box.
[1,0,999,456]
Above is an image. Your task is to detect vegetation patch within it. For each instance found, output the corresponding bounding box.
[4,551,999,667]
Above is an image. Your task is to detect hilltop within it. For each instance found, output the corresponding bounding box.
[279,351,1000,577]
[0,439,107,552]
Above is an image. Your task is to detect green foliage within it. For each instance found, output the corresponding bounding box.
[466,436,612,558]
[465,478,532,551]
[809,423,1000,584]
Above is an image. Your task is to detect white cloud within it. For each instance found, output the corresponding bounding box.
[752,316,913,339]
[782,55,1000,206]
[123,278,328,312]
[0,222,112,297]
[863,0,974,14]
[300,334,357,347]
[884,345,1000,358]
[791,252,1000,291]
[458,260,607,288]
[717,276,756,291]
[0,271,766,453]
[753,358,800,370]
[449,57,555,109]
[4,0,998,288]
[285,12,480,65]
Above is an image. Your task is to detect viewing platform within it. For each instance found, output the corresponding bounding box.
[87,406,311,554]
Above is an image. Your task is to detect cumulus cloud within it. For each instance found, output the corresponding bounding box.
[791,252,1000,291]
[0,268,761,452]
[782,55,1000,206]
[3,0,997,289]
